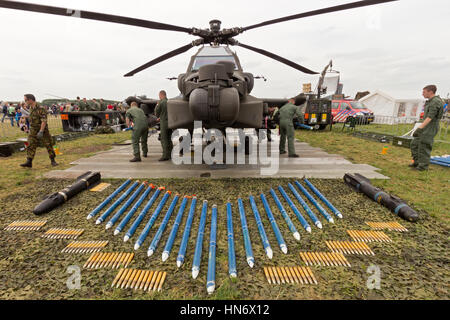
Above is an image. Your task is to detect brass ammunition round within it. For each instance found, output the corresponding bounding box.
[131,270,143,289]
[112,269,125,288]
[279,267,289,284]
[284,267,296,284]
[135,269,146,289]
[276,267,285,284]
[263,267,271,284]
[291,267,303,285]
[125,253,134,268]
[113,252,124,269]
[305,267,318,284]
[116,268,131,288]
[84,252,98,268]
[299,252,308,265]
[149,271,160,291]
[153,271,163,291]
[267,267,276,285]
[271,267,281,285]
[297,267,309,284]
[139,270,151,291]
[144,271,154,291]
[158,272,167,292]
[125,269,138,289]
[306,252,316,266]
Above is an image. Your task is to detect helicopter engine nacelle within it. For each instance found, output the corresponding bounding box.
[243,73,254,94]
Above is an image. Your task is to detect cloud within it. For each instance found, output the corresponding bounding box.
[0,0,448,101]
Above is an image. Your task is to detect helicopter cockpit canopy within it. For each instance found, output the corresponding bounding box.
[190,47,240,72]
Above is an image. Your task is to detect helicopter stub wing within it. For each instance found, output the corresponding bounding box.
[262,94,307,108]
[125,96,159,115]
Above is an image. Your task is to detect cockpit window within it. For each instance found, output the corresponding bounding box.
[192,56,237,71]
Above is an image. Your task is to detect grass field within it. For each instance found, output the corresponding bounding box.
[0,116,64,143]
[0,129,448,300]
[302,124,450,223]
[353,121,450,142]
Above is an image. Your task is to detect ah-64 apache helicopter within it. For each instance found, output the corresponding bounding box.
[0,0,397,131]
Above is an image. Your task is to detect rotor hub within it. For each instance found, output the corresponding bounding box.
[209,20,222,33]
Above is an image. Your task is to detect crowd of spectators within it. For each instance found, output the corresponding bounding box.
[1,101,30,133]
[1,97,125,134]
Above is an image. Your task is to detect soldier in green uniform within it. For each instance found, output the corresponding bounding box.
[91,99,101,112]
[155,90,173,162]
[78,97,88,112]
[279,98,303,158]
[100,99,107,111]
[410,85,445,171]
[126,102,149,162]
[20,94,57,168]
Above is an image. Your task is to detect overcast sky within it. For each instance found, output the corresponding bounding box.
[1,0,449,102]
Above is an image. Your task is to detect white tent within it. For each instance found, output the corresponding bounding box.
[359,90,425,124]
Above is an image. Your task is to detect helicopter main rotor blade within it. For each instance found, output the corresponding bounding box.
[234,42,318,75]
[124,40,203,77]
[241,0,398,32]
[0,0,192,33]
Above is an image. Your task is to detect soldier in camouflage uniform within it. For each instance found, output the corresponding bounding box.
[155,90,172,161]
[20,94,57,168]
[279,98,303,158]
[410,85,445,171]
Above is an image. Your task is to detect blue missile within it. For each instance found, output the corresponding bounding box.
[226,203,237,278]
[95,181,139,224]
[161,196,190,262]
[260,194,288,254]
[278,186,312,233]
[192,200,208,279]
[304,178,343,219]
[113,185,155,235]
[294,181,334,224]
[176,197,198,268]
[134,191,171,250]
[269,189,300,241]
[237,198,255,268]
[249,196,273,259]
[206,205,218,295]
[288,183,323,229]
[104,182,147,229]
[87,179,132,220]
[147,194,180,257]
[122,187,162,240]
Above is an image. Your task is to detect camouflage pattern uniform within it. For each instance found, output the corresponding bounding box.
[27,104,55,160]
[155,98,173,160]
[411,96,444,170]
[279,103,303,156]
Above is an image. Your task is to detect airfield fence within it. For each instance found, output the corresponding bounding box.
[350,115,450,143]
[0,115,63,143]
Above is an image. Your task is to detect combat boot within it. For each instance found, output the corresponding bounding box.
[289,154,300,158]
[50,158,58,167]
[130,157,142,163]
[158,157,170,162]
[20,158,33,168]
